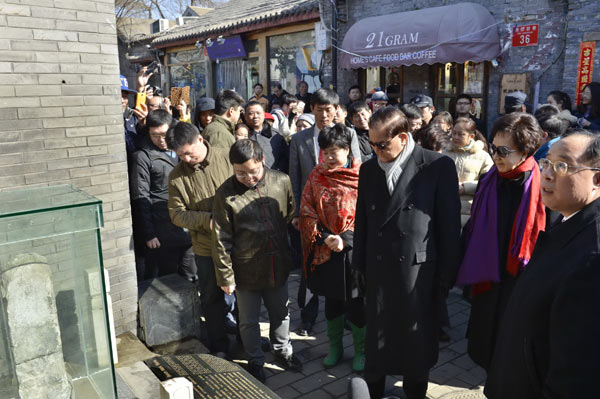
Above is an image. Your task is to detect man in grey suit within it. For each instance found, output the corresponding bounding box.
[289,88,362,335]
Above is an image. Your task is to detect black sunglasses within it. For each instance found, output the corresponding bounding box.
[368,138,393,150]
[489,143,517,158]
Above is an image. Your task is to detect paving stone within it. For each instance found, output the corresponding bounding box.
[274,384,301,398]
[291,370,337,393]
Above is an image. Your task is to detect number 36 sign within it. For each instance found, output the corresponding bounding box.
[512,24,539,47]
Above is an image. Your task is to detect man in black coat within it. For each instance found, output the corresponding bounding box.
[485,131,600,398]
[353,107,461,399]
[130,109,195,280]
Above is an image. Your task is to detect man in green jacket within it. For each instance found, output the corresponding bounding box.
[202,89,244,149]
[212,139,302,383]
[167,122,235,356]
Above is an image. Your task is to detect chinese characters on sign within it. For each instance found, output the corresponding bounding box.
[575,42,596,105]
[512,24,539,47]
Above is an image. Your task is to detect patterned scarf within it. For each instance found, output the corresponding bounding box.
[299,157,361,276]
[456,156,546,293]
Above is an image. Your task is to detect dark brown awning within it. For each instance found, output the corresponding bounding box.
[340,3,501,69]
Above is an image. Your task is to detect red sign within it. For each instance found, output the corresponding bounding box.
[575,42,596,105]
[512,24,539,47]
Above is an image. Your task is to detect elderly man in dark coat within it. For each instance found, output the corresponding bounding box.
[353,107,461,399]
[485,131,600,398]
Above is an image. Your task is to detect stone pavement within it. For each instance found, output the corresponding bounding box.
[250,270,486,399]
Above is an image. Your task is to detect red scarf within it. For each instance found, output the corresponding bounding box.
[473,156,545,296]
[299,158,360,276]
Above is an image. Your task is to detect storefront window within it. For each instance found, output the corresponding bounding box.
[269,30,322,95]
[167,49,208,105]
[246,57,259,100]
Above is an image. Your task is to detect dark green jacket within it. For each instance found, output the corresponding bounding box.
[212,168,295,290]
[202,114,236,149]
[168,142,232,256]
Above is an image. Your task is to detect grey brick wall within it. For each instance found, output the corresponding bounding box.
[326,0,596,128]
[0,0,137,335]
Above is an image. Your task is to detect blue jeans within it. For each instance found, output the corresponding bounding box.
[236,282,292,366]
[195,255,233,353]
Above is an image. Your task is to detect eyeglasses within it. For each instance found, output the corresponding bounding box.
[489,143,517,158]
[368,137,394,150]
[234,165,263,179]
[456,101,471,106]
[539,158,600,176]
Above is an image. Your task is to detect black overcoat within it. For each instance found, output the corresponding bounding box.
[353,146,461,377]
[485,198,600,398]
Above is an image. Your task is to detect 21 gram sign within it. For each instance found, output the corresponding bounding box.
[512,24,539,47]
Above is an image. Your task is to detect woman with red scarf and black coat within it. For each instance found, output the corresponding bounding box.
[299,123,365,372]
[456,113,546,371]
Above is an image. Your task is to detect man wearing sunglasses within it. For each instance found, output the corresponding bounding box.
[353,106,461,399]
[485,131,600,398]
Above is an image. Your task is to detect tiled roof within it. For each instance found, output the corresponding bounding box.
[151,0,318,46]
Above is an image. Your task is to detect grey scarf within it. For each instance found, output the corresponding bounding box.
[377,133,415,194]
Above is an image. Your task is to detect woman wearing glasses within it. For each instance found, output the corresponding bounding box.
[299,123,366,372]
[456,113,546,371]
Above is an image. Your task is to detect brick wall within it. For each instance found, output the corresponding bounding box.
[327,0,598,129]
[0,0,137,335]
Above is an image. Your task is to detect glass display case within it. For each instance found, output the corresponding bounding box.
[0,185,116,399]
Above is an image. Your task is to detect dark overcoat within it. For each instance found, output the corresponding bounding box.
[353,146,461,377]
[485,198,600,398]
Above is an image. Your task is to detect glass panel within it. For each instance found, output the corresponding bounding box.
[168,49,205,64]
[244,39,258,54]
[437,63,459,95]
[365,67,381,93]
[403,65,431,101]
[385,67,402,103]
[169,63,207,105]
[464,62,484,94]
[246,57,260,100]
[269,30,322,94]
[215,59,245,96]
[436,97,453,113]
[0,185,116,399]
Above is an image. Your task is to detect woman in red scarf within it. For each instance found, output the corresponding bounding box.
[457,113,546,371]
[299,123,365,372]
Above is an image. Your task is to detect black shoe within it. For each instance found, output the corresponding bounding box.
[274,354,303,372]
[439,328,450,343]
[298,321,313,336]
[247,363,266,383]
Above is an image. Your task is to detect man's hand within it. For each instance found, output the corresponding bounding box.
[146,237,161,249]
[164,97,172,114]
[133,103,148,126]
[137,66,153,92]
[221,284,236,295]
[324,235,344,252]
[291,217,299,230]
[176,99,189,121]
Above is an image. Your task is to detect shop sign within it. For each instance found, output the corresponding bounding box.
[512,24,539,47]
[575,41,596,105]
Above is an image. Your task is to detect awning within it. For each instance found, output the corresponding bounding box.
[206,35,247,60]
[340,3,501,69]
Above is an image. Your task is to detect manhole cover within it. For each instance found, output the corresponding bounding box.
[438,390,486,399]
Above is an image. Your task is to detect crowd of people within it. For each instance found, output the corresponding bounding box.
[120,66,600,398]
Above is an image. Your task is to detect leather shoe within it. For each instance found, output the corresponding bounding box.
[274,354,303,372]
[247,362,266,383]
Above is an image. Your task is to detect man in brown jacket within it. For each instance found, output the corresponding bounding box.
[212,139,302,382]
[167,122,234,356]
[202,89,244,149]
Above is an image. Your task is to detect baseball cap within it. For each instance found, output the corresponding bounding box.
[410,94,433,108]
[264,112,275,121]
[196,97,215,112]
[120,75,137,93]
[371,91,389,102]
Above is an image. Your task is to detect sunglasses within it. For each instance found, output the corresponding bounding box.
[489,143,517,158]
[368,138,394,150]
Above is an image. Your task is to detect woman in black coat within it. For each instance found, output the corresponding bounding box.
[457,113,545,371]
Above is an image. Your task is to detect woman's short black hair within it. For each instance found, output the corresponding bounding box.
[229,138,264,165]
[318,123,352,150]
[547,90,572,112]
[490,112,543,156]
[416,124,447,152]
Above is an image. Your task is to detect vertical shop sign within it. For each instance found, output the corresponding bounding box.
[575,42,596,105]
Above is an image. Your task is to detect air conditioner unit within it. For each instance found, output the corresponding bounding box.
[151,18,170,33]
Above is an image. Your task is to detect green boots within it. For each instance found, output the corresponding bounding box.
[350,322,365,372]
[323,316,344,367]
[322,316,366,372]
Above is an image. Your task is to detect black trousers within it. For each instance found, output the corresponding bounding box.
[324,297,365,327]
[366,372,429,399]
